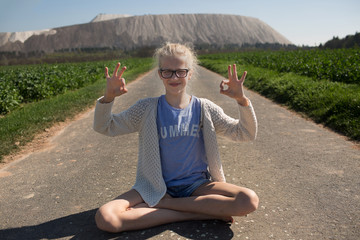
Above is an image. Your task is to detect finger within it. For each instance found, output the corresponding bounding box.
[233,64,237,80]
[220,80,225,91]
[220,82,225,94]
[228,65,231,80]
[220,86,229,95]
[240,71,247,82]
[105,67,109,78]
[220,80,229,94]
[220,79,229,89]
[120,78,128,93]
[118,66,127,78]
[113,62,121,77]
[120,78,126,88]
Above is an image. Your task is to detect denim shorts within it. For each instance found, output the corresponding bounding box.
[166,174,211,198]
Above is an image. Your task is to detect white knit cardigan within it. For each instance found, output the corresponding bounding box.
[93,96,257,207]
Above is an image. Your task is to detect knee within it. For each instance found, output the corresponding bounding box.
[95,206,122,233]
[235,189,259,216]
[246,189,259,213]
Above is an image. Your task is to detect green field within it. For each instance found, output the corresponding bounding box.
[0,58,153,114]
[241,48,360,84]
[0,58,153,161]
[199,49,360,142]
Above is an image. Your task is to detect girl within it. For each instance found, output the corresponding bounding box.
[93,43,258,233]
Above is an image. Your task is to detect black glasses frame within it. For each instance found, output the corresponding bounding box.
[159,69,189,79]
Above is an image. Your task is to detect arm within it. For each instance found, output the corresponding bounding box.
[93,99,145,136]
[207,100,257,141]
[214,64,257,141]
[93,62,143,136]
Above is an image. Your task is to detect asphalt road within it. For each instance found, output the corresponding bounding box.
[0,67,359,240]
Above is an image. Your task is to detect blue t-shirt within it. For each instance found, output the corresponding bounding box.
[157,95,208,187]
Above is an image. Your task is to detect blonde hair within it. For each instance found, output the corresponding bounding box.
[154,42,198,70]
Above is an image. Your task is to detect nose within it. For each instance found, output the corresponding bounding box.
[170,73,178,79]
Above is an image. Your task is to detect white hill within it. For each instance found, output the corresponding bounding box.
[0,14,292,53]
[91,14,132,22]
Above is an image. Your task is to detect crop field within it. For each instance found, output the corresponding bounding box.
[0,58,153,161]
[199,49,360,141]
[241,49,360,84]
[0,58,153,115]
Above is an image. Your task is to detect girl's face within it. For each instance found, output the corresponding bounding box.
[158,56,192,96]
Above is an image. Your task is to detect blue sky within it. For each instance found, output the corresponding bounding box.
[0,0,359,46]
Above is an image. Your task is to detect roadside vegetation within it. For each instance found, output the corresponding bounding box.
[240,49,359,84]
[199,49,360,142]
[0,58,153,161]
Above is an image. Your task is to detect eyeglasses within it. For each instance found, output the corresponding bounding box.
[159,69,189,79]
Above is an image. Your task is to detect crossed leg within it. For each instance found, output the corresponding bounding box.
[156,181,259,218]
[95,182,259,233]
[95,189,219,233]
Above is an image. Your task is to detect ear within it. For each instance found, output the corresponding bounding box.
[158,69,162,79]
[188,69,193,80]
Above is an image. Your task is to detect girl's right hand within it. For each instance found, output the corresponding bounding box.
[102,62,128,103]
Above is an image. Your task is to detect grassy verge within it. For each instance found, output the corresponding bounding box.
[199,58,360,141]
[0,59,153,162]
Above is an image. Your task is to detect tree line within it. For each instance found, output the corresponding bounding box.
[320,32,360,49]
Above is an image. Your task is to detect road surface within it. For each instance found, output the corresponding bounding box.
[0,67,359,239]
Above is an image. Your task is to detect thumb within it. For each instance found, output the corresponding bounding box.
[121,78,126,87]
[120,78,128,93]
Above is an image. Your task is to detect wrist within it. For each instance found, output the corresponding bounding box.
[101,95,115,103]
[236,96,249,106]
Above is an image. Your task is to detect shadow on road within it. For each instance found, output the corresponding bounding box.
[0,208,234,239]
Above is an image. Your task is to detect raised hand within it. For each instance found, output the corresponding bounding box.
[220,64,249,106]
[102,62,128,103]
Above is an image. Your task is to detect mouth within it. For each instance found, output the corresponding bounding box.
[169,82,181,87]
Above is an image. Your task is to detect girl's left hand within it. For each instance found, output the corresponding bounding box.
[220,64,249,106]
